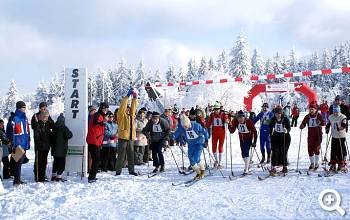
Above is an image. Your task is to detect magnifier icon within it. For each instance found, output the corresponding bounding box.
[319,189,346,216]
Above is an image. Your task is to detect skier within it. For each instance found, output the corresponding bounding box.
[229,110,257,174]
[299,103,324,170]
[142,112,170,173]
[325,105,347,172]
[206,101,228,168]
[174,115,209,179]
[269,106,291,175]
[253,103,274,164]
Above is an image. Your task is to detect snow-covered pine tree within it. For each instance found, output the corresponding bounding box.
[216,50,228,73]
[3,80,20,118]
[186,58,198,81]
[264,58,274,74]
[88,73,98,106]
[48,72,64,105]
[34,81,49,108]
[165,65,177,83]
[134,60,149,108]
[322,48,332,69]
[96,69,114,105]
[308,51,321,71]
[251,48,264,75]
[114,58,131,101]
[339,42,350,67]
[287,48,298,73]
[229,33,251,77]
[197,57,208,79]
[128,64,136,86]
[331,47,341,68]
[154,68,162,82]
[208,57,215,71]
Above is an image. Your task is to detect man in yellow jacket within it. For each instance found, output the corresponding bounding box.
[115,88,139,176]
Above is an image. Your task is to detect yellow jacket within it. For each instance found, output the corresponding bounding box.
[117,97,138,140]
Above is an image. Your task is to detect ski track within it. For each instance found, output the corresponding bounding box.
[1,112,350,219]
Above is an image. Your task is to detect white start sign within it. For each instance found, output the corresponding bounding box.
[64,68,88,177]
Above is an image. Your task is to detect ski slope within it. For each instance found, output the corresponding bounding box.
[1,113,349,220]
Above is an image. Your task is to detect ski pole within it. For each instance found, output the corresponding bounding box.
[229,132,233,177]
[296,129,302,173]
[206,147,226,178]
[225,126,228,169]
[254,148,266,172]
[169,144,184,175]
[203,148,211,175]
[178,144,185,170]
[323,134,331,171]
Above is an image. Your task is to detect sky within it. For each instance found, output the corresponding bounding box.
[0,0,350,95]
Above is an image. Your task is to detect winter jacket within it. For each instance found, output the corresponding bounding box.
[206,112,228,131]
[86,111,106,147]
[31,112,54,131]
[8,109,30,150]
[300,113,324,138]
[0,127,10,157]
[291,107,300,117]
[142,118,170,145]
[102,121,118,148]
[135,117,148,146]
[326,113,347,138]
[161,114,174,130]
[117,97,138,141]
[283,105,291,118]
[229,118,257,142]
[32,120,52,152]
[320,103,329,114]
[51,118,73,157]
[174,121,208,147]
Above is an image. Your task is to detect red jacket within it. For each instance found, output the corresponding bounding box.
[291,106,299,117]
[229,118,257,142]
[86,112,105,147]
[320,103,329,114]
[206,112,228,131]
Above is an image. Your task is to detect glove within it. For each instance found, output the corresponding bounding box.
[126,87,134,97]
[204,141,208,148]
[132,91,137,99]
[252,142,256,148]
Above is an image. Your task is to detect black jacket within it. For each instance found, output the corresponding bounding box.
[269,116,291,135]
[51,119,73,157]
[33,120,52,151]
[142,118,170,144]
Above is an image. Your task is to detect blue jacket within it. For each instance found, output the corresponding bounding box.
[174,121,208,147]
[8,109,30,150]
[102,121,118,148]
[254,111,274,130]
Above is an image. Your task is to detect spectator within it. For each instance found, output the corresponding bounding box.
[291,104,300,127]
[134,108,148,165]
[101,111,118,171]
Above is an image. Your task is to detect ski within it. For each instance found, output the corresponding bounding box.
[172,179,194,186]
[148,172,160,178]
[182,170,195,176]
[229,173,250,181]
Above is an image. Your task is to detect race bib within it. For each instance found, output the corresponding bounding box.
[213,118,223,127]
[332,122,338,130]
[152,124,162,133]
[238,123,249,133]
[308,118,318,128]
[274,123,284,133]
[186,130,199,140]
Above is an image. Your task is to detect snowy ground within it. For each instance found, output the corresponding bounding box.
[1,112,350,220]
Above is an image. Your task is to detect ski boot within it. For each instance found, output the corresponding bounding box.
[266,153,271,164]
[308,163,315,171]
[152,166,159,173]
[314,164,319,171]
[328,164,336,173]
[199,170,205,179]
[160,165,165,172]
[213,161,218,169]
[282,166,288,174]
[269,167,277,176]
[217,164,224,169]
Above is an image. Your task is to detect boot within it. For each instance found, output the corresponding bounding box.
[192,165,201,180]
[129,171,139,176]
[308,163,315,171]
[282,166,288,173]
[266,152,271,163]
[243,157,250,174]
[260,153,265,164]
[213,161,218,169]
[160,165,165,172]
[199,170,205,179]
[314,164,319,171]
[13,179,26,186]
[269,167,276,176]
[152,166,159,173]
[329,164,336,172]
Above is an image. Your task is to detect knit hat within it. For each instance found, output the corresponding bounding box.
[180,115,191,128]
[189,107,196,116]
[39,102,48,108]
[99,102,109,109]
[262,103,269,108]
[88,105,96,112]
[335,95,341,101]
[57,113,65,123]
[152,111,160,117]
[237,110,245,117]
[16,101,26,109]
[139,107,147,114]
[275,106,283,114]
[309,103,317,109]
[333,105,340,113]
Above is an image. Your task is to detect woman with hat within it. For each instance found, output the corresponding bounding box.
[229,110,257,175]
[299,103,324,171]
[134,108,148,165]
[269,106,291,175]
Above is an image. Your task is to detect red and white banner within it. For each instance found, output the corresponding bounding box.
[153,67,350,87]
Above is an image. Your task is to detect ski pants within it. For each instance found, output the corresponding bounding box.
[259,128,271,155]
[88,145,101,180]
[321,112,328,124]
[271,133,291,167]
[188,144,203,166]
[330,138,347,166]
[101,147,117,171]
[52,157,66,176]
[150,142,165,168]
[307,135,322,156]
[240,139,252,158]
[2,155,10,179]
[211,129,225,154]
[34,150,49,182]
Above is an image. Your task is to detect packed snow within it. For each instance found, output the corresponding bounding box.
[1,112,349,219]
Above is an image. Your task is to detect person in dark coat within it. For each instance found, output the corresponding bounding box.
[0,119,11,179]
[51,114,73,181]
[32,110,53,182]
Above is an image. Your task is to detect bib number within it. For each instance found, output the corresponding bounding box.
[275,123,284,133]
[186,130,199,140]
[153,124,162,133]
[238,124,249,133]
[214,118,223,126]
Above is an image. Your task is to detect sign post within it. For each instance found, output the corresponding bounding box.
[64,68,88,178]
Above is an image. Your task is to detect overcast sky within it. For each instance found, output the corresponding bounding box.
[0,0,349,95]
